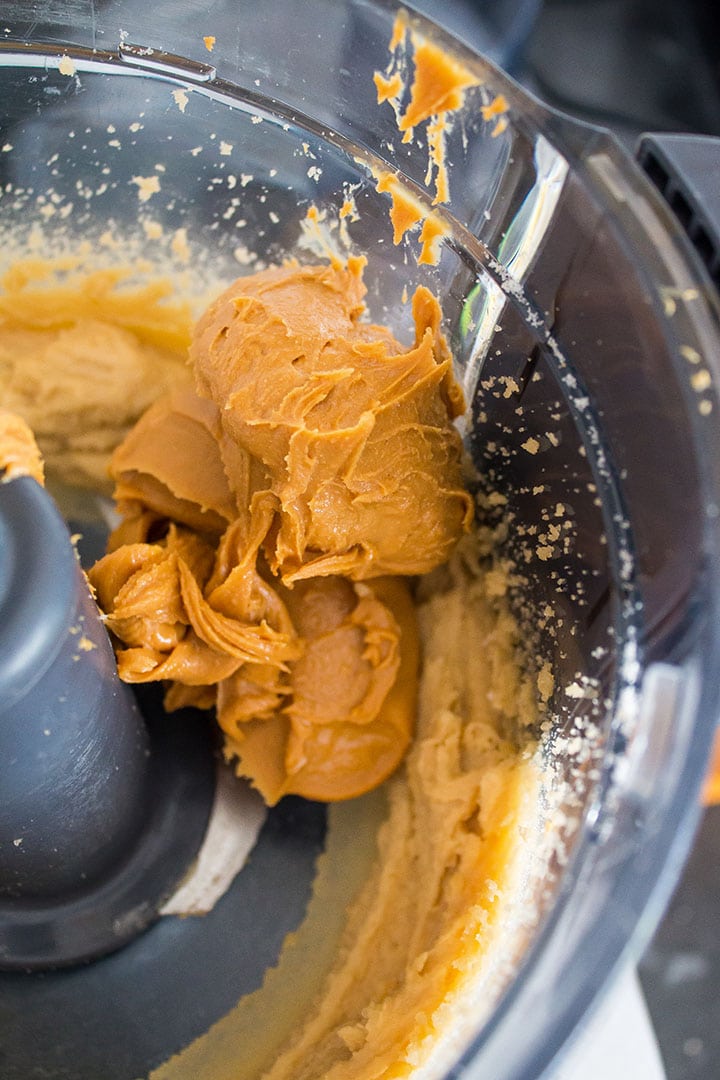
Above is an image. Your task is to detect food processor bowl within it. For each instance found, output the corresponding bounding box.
[1,1,719,1078]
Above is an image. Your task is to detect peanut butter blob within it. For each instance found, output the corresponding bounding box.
[89,259,472,803]
[189,257,472,582]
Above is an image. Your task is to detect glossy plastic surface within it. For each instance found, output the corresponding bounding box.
[0,1,719,1077]
[0,477,216,970]
[0,476,149,902]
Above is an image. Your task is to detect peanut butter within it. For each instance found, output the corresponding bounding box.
[89,258,471,803]
[190,257,473,582]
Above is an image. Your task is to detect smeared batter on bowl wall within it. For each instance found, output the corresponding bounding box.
[374,11,479,207]
[370,13,481,265]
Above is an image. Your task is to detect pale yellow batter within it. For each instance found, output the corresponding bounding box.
[0,258,192,489]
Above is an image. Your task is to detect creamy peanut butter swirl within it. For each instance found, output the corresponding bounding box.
[190,257,472,581]
[90,259,472,803]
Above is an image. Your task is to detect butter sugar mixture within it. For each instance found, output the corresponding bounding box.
[0,259,192,490]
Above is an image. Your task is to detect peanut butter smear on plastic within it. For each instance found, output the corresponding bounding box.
[371,14,480,261]
[88,258,473,804]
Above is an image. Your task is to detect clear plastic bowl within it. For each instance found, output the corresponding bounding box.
[1,2,719,1078]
